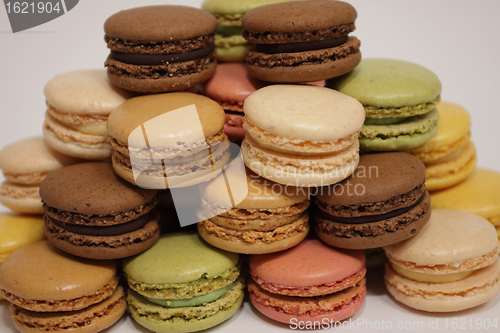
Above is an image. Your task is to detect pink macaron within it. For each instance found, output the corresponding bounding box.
[248,238,366,325]
[204,63,266,142]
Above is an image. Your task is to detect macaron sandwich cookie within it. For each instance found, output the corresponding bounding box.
[39,162,160,260]
[104,5,218,93]
[384,209,500,312]
[107,93,230,189]
[328,58,442,151]
[202,0,293,62]
[248,238,366,324]
[314,152,431,249]
[0,241,126,333]
[123,232,245,333]
[407,101,476,191]
[242,0,361,83]
[242,85,365,187]
[203,63,265,141]
[42,69,133,160]
[431,169,500,244]
[0,136,79,214]
[198,167,310,254]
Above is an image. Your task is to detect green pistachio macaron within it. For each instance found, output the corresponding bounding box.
[328,58,442,151]
[123,231,244,333]
[202,0,294,62]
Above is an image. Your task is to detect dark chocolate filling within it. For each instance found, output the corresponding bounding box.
[319,192,426,224]
[49,212,151,236]
[255,36,347,54]
[110,43,215,65]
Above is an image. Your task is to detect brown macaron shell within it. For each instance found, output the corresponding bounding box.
[104,5,218,93]
[314,152,430,249]
[198,167,310,254]
[0,241,126,333]
[39,162,160,259]
[242,0,361,83]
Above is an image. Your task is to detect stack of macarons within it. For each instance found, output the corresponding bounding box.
[407,101,477,191]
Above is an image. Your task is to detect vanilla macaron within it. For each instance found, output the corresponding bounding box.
[42,69,134,160]
[242,85,364,187]
[0,136,79,213]
[384,209,500,312]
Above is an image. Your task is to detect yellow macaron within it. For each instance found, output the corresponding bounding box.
[431,169,500,244]
[407,101,476,191]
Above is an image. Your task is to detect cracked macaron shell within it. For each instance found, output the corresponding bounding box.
[39,162,157,216]
[123,232,239,286]
[44,69,134,116]
[328,58,442,110]
[104,5,217,42]
[244,85,365,143]
[107,93,225,148]
[250,238,365,289]
[0,240,116,301]
[316,152,425,206]
[201,166,308,210]
[383,209,499,267]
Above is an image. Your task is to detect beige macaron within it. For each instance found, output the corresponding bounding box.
[198,166,310,254]
[42,69,134,160]
[384,209,500,312]
[107,92,230,189]
[241,85,364,187]
[0,136,79,213]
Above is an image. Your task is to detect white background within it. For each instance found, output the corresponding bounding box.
[0,0,499,332]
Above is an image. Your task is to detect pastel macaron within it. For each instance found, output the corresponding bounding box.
[0,136,80,213]
[198,166,310,254]
[42,69,134,160]
[384,209,500,312]
[242,85,365,187]
[431,169,500,244]
[39,162,160,260]
[123,231,244,333]
[248,238,366,324]
[203,63,265,141]
[104,5,218,93]
[107,93,230,189]
[328,58,442,151]
[202,0,293,62]
[407,102,476,191]
[314,152,431,249]
[242,0,361,82]
[0,240,126,333]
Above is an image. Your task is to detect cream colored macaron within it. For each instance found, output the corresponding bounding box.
[0,136,79,213]
[384,209,500,312]
[42,69,134,160]
[241,85,365,187]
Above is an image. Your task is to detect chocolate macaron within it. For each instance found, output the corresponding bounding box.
[242,0,361,82]
[104,5,218,93]
[40,162,160,259]
[314,152,431,249]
